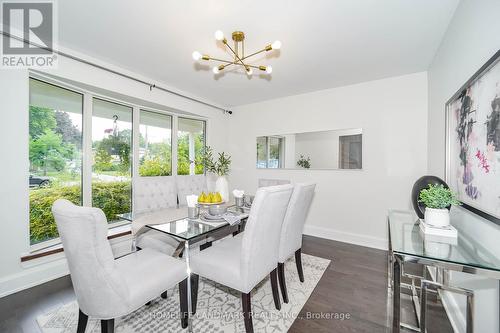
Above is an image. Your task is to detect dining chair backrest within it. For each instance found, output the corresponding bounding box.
[278,182,316,262]
[240,184,293,291]
[258,178,291,188]
[176,175,208,206]
[134,176,177,214]
[52,199,130,318]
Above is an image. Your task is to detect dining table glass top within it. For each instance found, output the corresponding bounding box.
[388,208,500,273]
[146,205,249,241]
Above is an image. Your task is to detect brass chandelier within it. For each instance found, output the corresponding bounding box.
[192,30,281,76]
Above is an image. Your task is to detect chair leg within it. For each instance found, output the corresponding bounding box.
[295,248,304,283]
[100,319,114,333]
[161,290,168,299]
[241,292,254,333]
[270,268,281,310]
[179,278,189,329]
[277,263,289,304]
[191,273,199,314]
[77,309,88,333]
[199,241,212,251]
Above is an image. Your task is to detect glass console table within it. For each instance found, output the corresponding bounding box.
[388,209,500,333]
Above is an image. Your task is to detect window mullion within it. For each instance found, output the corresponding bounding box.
[82,93,93,206]
[132,107,140,179]
[172,114,178,177]
[266,137,270,168]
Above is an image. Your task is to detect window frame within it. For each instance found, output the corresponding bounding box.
[28,78,85,249]
[28,73,208,252]
[256,135,285,169]
[177,116,207,176]
[91,96,134,224]
[138,109,173,177]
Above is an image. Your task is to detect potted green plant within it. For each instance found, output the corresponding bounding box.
[418,184,461,227]
[201,146,231,202]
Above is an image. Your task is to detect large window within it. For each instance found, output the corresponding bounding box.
[29,79,83,245]
[177,117,206,175]
[28,78,207,246]
[139,110,172,176]
[92,98,132,223]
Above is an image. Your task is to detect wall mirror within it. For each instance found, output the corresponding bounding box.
[256,128,362,170]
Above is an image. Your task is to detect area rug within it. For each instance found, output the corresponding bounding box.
[37,253,330,333]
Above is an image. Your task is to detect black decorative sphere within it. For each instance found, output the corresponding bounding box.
[411,175,449,219]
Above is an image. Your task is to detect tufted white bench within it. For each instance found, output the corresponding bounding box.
[134,176,178,214]
[176,174,208,206]
[133,176,180,255]
[132,175,217,256]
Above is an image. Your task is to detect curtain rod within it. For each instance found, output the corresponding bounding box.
[1,30,229,113]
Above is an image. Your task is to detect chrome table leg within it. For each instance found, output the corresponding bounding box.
[420,279,474,333]
[392,256,401,333]
[185,240,193,332]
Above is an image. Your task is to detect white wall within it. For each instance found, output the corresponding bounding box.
[0,53,230,297]
[427,1,500,332]
[428,0,500,178]
[228,72,428,249]
[283,134,296,168]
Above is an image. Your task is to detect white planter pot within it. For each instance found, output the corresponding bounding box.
[215,176,229,202]
[424,240,452,257]
[424,207,450,228]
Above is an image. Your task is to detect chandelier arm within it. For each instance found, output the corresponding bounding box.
[224,41,249,69]
[209,57,236,64]
[208,57,238,70]
[244,64,262,70]
[241,48,267,61]
[207,57,262,71]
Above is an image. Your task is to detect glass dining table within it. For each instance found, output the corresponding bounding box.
[146,205,248,241]
[123,204,250,332]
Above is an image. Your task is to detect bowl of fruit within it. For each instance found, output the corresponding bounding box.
[198,192,224,205]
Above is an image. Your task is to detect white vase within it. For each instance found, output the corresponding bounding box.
[215,175,229,203]
[424,207,450,228]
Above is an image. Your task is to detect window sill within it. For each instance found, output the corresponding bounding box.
[21,224,132,262]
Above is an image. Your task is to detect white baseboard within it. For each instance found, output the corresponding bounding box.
[0,258,69,298]
[0,235,133,298]
[303,224,387,250]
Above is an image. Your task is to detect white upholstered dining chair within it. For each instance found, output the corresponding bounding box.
[52,199,189,333]
[189,184,294,333]
[277,182,316,303]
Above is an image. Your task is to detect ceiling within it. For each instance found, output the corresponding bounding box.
[57,0,459,107]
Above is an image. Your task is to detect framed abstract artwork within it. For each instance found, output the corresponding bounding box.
[446,50,500,225]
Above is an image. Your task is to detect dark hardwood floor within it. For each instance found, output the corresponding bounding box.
[0,235,453,332]
[290,235,453,333]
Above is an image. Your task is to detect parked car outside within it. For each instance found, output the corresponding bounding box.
[29,174,51,188]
